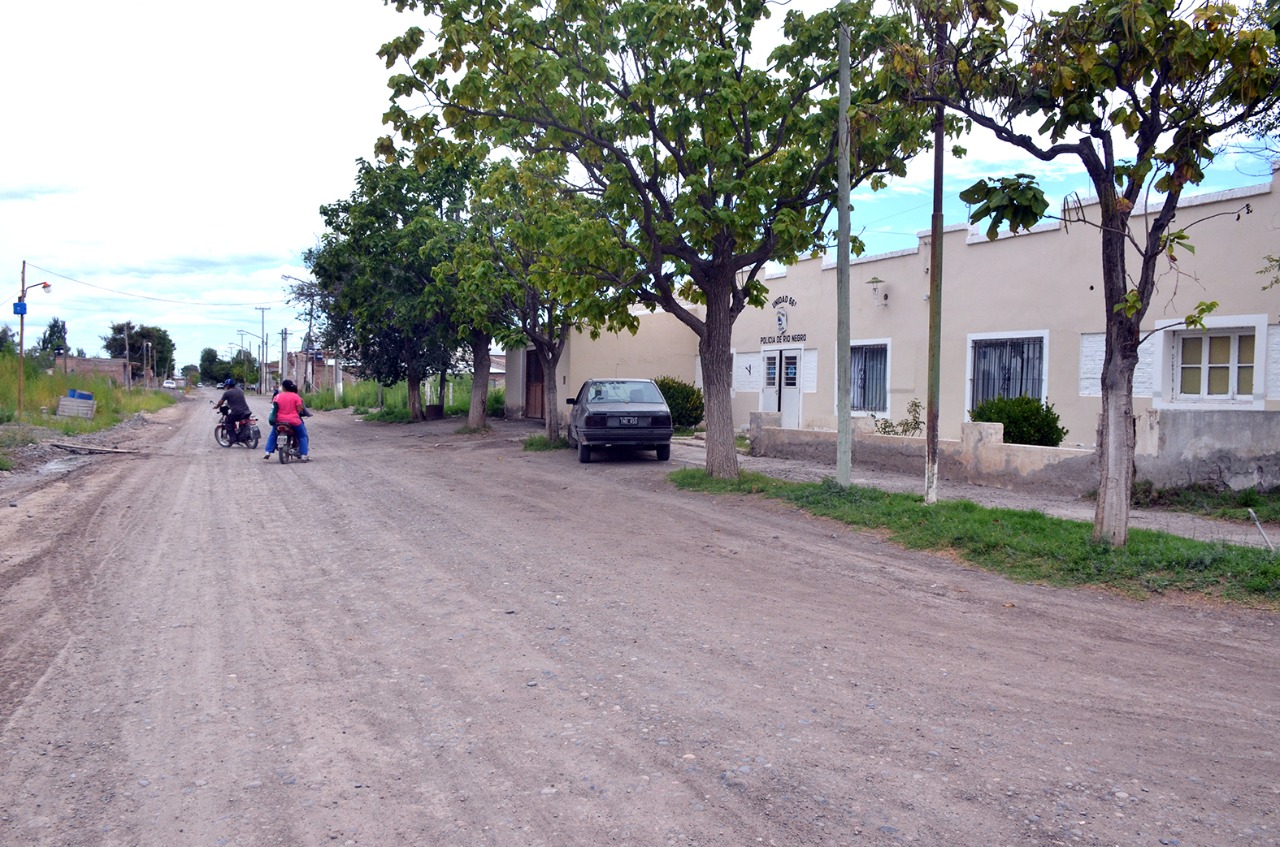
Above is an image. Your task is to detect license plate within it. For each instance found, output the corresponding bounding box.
[619,416,638,425]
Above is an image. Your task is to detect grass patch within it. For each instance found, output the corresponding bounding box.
[670,470,1280,606]
[1132,481,1280,524]
[524,435,569,451]
[362,406,414,423]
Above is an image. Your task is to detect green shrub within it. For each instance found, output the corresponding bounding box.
[970,395,1068,447]
[654,375,704,428]
[488,387,505,418]
[873,398,923,436]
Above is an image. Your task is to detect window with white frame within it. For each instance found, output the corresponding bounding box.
[1174,329,1255,400]
[850,344,887,412]
[970,336,1044,407]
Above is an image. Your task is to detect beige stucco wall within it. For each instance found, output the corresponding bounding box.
[531,168,1280,451]
[508,307,704,427]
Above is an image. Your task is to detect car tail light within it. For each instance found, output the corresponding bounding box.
[651,413,671,427]
[584,414,608,428]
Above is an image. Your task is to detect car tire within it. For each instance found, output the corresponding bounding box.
[577,442,591,463]
[656,443,671,461]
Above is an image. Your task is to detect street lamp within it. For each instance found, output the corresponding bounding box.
[13,264,51,419]
[238,329,263,391]
[142,341,152,389]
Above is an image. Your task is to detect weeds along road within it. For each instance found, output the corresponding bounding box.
[1,395,1277,847]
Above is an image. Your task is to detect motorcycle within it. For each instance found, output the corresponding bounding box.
[214,405,261,449]
[274,423,305,463]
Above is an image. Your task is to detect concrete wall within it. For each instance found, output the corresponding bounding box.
[749,413,1099,495]
[1136,408,1280,490]
[751,408,1280,494]
[508,307,704,423]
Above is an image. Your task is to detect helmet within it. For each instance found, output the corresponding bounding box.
[224,378,236,388]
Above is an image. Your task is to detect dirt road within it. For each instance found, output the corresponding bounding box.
[1,395,1277,846]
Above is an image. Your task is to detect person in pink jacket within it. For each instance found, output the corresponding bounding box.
[263,379,310,460]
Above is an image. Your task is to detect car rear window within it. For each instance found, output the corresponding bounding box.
[588,381,664,404]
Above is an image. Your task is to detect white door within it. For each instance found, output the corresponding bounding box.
[762,349,802,428]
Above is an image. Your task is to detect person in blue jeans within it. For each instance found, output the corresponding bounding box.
[263,379,310,460]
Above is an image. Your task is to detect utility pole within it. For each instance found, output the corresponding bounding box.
[123,321,132,390]
[256,306,270,392]
[14,261,51,419]
[279,327,289,388]
[924,16,947,505]
[835,23,853,487]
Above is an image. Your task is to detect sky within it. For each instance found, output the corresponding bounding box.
[2,1,1273,372]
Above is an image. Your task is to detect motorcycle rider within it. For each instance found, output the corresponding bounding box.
[263,379,310,461]
[214,378,252,443]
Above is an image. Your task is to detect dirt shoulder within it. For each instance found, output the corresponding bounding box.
[0,396,1276,846]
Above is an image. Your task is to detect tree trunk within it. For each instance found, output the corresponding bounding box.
[406,361,424,422]
[700,296,739,478]
[541,350,562,442]
[1093,207,1140,546]
[468,333,491,430]
[1093,356,1136,546]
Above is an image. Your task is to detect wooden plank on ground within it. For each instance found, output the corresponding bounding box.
[55,397,97,419]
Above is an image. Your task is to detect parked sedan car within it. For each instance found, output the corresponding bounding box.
[566,378,673,463]
[162,379,177,389]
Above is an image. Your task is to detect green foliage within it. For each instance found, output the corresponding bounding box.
[1131,481,1280,524]
[959,174,1050,240]
[654,376,704,428]
[102,322,176,382]
[872,398,923,436]
[380,0,941,474]
[304,153,479,420]
[523,434,569,451]
[670,471,1280,604]
[969,395,1068,447]
[487,387,505,419]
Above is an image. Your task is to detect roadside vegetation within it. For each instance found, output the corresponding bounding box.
[0,355,174,469]
[1131,482,1280,525]
[671,470,1280,607]
[303,377,504,423]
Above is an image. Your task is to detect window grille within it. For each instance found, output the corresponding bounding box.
[850,344,887,412]
[970,337,1044,407]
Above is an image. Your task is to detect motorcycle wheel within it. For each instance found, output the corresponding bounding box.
[214,425,231,447]
[279,437,291,464]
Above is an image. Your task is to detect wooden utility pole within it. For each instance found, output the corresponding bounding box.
[835,23,853,486]
[924,17,946,505]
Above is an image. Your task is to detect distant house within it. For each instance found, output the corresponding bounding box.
[488,354,506,391]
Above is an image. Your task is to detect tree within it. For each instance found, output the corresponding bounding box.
[304,155,474,422]
[199,347,231,385]
[38,317,68,353]
[379,0,936,477]
[0,325,16,357]
[102,323,175,386]
[454,155,640,440]
[895,0,1280,545]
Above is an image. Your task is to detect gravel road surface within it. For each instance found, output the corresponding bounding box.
[1,395,1276,846]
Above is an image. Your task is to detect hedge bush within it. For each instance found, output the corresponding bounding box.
[654,375,704,429]
[969,395,1068,447]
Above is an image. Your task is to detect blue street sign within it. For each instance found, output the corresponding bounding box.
[13,302,26,316]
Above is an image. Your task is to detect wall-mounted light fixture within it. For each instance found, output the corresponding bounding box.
[865,276,888,305]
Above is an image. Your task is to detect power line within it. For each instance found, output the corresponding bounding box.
[24,263,287,307]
